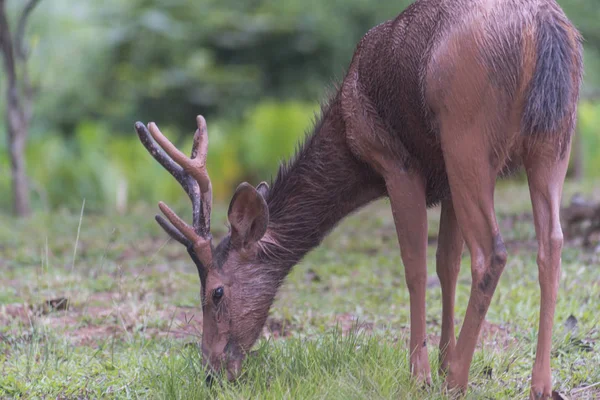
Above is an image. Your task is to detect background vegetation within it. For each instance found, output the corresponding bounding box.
[1,0,599,214]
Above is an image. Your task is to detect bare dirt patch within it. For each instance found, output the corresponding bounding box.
[1,303,32,325]
[0,294,298,347]
[477,320,516,350]
[330,312,374,335]
[1,296,516,354]
[572,387,600,400]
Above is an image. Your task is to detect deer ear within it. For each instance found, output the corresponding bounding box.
[256,181,270,199]
[228,182,269,249]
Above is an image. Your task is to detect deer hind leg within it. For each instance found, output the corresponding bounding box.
[385,171,431,385]
[439,124,508,393]
[525,143,571,400]
[436,198,464,373]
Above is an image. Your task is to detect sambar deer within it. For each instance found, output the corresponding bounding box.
[135,0,583,397]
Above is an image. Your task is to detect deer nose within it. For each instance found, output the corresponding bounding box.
[225,359,242,381]
[201,345,224,381]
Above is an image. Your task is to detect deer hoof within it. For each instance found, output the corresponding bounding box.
[444,365,468,399]
[529,386,554,399]
[530,367,554,399]
[410,347,432,386]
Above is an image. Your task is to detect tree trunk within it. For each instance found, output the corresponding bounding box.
[5,52,32,217]
[0,0,33,217]
[7,112,31,216]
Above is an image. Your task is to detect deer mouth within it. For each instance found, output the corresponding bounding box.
[225,357,243,381]
[202,343,245,383]
[223,341,245,381]
[204,358,242,386]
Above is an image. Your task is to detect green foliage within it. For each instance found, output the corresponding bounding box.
[237,100,319,180]
[577,102,600,176]
[0,154,10,212]
[14,0,408,131]
[0,100,317,212]
[0,0,599,214]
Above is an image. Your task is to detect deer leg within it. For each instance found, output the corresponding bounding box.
[436,198,464,373]
[440,138,506,393]
[386,172,431,385]
[525,145,570,400]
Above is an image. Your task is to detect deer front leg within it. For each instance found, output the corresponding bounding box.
[386,172,431,385]
[436,198,464,373]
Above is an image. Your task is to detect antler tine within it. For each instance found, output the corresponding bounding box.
[135,122,185,188]
[147,122,191,172]
[155,215,211,279]
[155,215,191,247]
[158,202,213,265]
[191,116,208,166]
[135,122,202,217]
[134,118,214,269]
[158,201,200,242]
[136,121,203,241]
[147,119,212,235]
[191,115,212,233]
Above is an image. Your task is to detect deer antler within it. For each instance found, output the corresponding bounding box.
[135,116,213,268]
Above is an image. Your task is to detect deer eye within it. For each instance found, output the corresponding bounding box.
[213,287,224,303]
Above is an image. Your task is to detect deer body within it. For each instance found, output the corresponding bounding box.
[136,0,582,398]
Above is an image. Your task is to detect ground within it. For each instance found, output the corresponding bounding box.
[1,180,599,399]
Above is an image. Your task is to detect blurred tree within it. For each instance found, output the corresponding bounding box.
[0,0,41,217]
[25,0,410,133]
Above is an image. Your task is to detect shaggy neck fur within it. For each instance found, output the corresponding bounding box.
[257,92,386,278]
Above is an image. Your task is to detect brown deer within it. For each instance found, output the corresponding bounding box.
[134,0,583,398]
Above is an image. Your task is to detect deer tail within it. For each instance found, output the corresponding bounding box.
[521,10,583,144]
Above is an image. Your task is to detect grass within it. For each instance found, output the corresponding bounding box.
[0,180,599,399]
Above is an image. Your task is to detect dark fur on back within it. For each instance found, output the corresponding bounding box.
[522,5,583,142]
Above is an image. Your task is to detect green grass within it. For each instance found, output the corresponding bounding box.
[0,180,599,399]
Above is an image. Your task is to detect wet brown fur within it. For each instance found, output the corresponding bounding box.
[250,1,581,397]
[144,0,583,398]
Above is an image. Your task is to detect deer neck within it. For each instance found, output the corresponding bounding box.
[258,93,385,272]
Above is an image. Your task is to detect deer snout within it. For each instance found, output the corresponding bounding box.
[225,357,243,381]
[201,342,245,382]
[223,342,245,381]
[201,344,225,380]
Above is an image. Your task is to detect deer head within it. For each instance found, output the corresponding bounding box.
[135,116,276,381]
